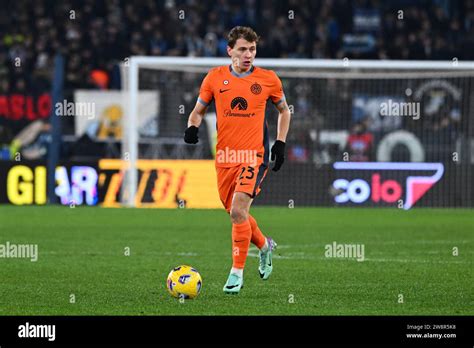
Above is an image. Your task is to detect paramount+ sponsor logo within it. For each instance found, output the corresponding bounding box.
[332,162,444,209]
[224,97,255,117]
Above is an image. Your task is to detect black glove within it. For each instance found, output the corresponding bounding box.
[184,126,199,144]
[271,140,285,172]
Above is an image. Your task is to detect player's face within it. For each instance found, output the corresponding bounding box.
[227,38,257,72]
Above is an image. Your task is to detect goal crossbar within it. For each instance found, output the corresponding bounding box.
[123,57,474,207]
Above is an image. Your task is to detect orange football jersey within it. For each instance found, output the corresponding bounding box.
[198,65,285,167]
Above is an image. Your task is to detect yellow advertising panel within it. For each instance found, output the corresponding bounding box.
[99,159,221,208]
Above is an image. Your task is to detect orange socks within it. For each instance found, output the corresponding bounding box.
[249,214,266,249]
[231,215,266,269]
[232,219,252,269]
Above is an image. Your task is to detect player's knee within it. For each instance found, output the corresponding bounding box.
[230,207,248,224]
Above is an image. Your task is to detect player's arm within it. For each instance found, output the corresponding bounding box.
[271,99,291,171]
[184,101,207,144]
[184,70,214,144]
[188,100,208,128]
[269,71,291,171]
[275,100,291,143]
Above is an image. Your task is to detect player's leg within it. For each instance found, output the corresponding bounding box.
[216,166,250,293]
[248,213,277,280]
[257,234,277,280]
[223,191,253,294]
[235,161,268,248]
[239,163,276,280]
[218,162,267,248]
[216,166,238,213]
[248,214,265,248]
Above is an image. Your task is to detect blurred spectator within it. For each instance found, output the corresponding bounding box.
[345,122,374,162]
[90,69,109,89]
[9,120,51,160]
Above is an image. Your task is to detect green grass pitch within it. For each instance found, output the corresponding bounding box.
[0,206,472,315]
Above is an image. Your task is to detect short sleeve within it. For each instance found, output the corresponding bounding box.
[269,72,285,106]
[197,72,214,106]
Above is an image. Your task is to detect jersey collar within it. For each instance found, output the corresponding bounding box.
[229,64,255,78]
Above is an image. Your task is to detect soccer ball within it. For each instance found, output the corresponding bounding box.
[166,265,202,299]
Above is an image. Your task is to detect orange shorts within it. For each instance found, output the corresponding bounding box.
[216,160,268,212]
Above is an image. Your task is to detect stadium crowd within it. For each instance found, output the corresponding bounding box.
[1,0,474,90]
[0,0,471,163]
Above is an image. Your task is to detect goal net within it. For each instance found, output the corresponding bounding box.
[122,58,474,209]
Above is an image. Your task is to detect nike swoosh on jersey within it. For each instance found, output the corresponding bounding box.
[219,89,231,93]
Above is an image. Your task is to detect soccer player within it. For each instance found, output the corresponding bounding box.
[184,26,291,294]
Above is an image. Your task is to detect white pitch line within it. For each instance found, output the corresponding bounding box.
[249,251,471,264]
[364,258,470,264]
[247,252,294,260]
[366,240,472,245]
[39,246,472,265]
[269,241,472,249]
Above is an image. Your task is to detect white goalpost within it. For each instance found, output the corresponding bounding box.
[123,57,474,207]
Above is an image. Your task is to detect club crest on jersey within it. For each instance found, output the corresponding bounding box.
[251,82,262,95]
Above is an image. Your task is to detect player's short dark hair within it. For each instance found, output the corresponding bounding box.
[227,26,260,48]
